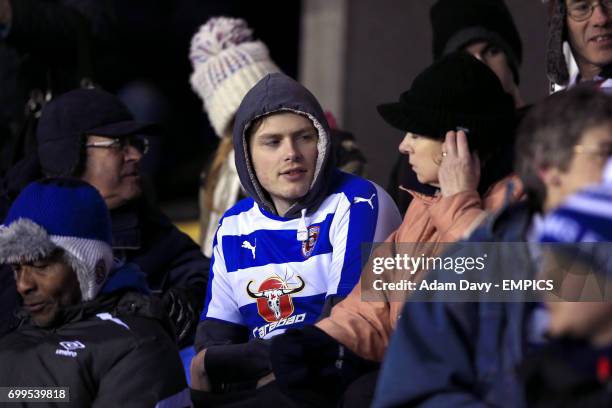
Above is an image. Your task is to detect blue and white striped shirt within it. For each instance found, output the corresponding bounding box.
[202,171,401,339]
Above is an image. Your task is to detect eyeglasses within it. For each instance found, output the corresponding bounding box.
[567,0,612,22]
[85,135,149,155]
[573,143,612,157]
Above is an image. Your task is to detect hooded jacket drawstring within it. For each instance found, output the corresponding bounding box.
[297,208,308,241]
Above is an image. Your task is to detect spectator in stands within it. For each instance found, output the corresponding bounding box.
[522,158,612,407]
[189,16,367,258]
[388,0,525,215]
[189,72,400,401]
[373,85,612,408]
[270,52,523,407]
[0,179,191,407]
[548,0,612,92]
[1,88,210,348]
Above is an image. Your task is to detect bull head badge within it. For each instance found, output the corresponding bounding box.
[246,275,305,322]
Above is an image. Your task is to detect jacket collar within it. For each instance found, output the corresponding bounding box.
[17,290,169,334]
[110,201,141,250]
[399,185,441,206]
[17,290,125,329]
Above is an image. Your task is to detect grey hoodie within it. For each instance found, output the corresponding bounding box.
[232,73,334,218]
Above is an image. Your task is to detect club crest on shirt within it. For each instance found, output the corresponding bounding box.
[301,226,320,258]
[246,275,305,322]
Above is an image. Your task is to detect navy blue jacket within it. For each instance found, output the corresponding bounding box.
[373,202,537,408]
[0,272,189,408]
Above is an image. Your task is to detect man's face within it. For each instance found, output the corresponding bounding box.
[465,41,517,97]
[566,0,612,80]
[555,122,612,205]
[249,112,319,216]
[13,253,82,327]
[81,135,143,209]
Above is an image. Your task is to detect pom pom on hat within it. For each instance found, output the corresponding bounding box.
[189,17,253,65]
[189,17,281,137]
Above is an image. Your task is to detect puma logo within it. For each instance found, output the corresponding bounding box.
[242,239,256,259]
[354,193,376,210]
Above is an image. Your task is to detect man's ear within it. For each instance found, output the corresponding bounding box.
[538,165,564,188]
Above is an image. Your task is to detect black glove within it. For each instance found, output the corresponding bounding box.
[205,339,272,384]
[162,287,202,347]
[270,325,378,397]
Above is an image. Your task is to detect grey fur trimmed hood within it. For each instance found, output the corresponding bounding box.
[547,0,570,86]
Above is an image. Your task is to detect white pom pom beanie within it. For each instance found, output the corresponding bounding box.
[189,17,281,138]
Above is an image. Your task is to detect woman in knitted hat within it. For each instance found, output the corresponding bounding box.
[270,52,525,405]
[189,17,281,258]
[189,17,367,258]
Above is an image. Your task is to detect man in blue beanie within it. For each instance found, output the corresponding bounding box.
[0,178,191,407]
[0,88,210,348]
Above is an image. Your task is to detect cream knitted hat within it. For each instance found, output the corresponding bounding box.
[189,17,281,138]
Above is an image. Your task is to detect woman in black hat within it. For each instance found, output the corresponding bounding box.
[377,51,521,205]
[316,51,525,360]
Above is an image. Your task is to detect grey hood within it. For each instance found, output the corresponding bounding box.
[232,73,334,218]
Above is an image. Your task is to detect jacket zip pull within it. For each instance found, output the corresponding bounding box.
[297,209,308,241]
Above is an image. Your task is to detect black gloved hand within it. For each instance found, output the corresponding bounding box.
[162,287,201,348]
[270,325,378,397]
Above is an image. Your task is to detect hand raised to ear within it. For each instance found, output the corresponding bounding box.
[438,130,480,197]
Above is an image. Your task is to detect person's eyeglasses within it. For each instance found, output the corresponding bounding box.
[567,0,612,22]
[85,135,149,155]
[573,143,612,157]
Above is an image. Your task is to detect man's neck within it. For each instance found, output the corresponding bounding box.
[577,62,604,82]
[271,198,295,217]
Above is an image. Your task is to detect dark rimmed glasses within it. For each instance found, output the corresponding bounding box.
[567,0,612,22]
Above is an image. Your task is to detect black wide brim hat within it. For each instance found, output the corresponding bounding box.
[377,52,516,156]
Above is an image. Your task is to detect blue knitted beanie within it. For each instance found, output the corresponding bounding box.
[0,179,114,300]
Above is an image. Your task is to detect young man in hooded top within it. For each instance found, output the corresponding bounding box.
[190,73,401,393]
